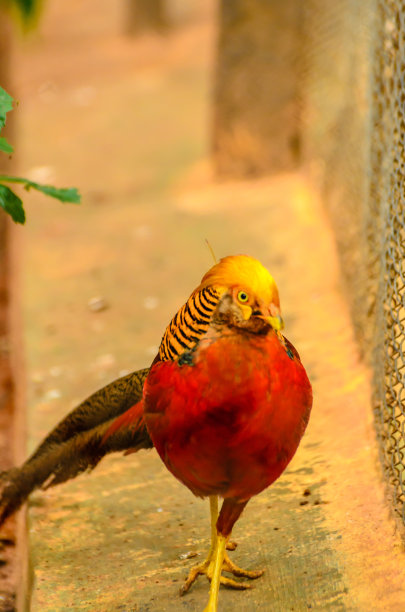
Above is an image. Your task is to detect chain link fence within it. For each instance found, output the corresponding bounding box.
[302,0,405,528]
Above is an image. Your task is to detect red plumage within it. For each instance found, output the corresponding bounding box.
[143,327,312,535]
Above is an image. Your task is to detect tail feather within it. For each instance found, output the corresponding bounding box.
[0,368,152,527]
[27,368,149,465]
[0,405,152,525]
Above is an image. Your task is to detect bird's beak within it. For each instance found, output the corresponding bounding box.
[265,314,284,331]
[256,303,284,331]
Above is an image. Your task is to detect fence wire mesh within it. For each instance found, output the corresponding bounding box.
[302,0,405,528]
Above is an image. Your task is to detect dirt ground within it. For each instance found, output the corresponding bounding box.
[1,0,405,610]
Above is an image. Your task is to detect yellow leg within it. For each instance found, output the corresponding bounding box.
[209,495,219,553]
[203,533,227,612]
[180,496,218,595]
[180,496,263,596]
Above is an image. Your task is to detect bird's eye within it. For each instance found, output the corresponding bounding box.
[237,291,249,303]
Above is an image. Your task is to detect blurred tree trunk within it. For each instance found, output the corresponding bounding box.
[0,8,24,612]
[213,0,303,177]
[0,6,14,465]
[125,0,168,35]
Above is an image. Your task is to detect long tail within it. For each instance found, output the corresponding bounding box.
[0,368,152,526]
[27,368,150,464]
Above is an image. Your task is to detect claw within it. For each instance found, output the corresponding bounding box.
[180,549,263,595]
[223,552,264,580]
[180,559,210,595]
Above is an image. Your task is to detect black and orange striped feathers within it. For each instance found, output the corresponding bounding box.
[158,287,221,361]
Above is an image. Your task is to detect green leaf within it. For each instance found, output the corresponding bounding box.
[0,87,14,131]
[0,175,81,204]
[0,185,26,224]
[0,137,14,154]
[25,182,81,203]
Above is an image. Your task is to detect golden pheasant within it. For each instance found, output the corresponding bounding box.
[0,255,312,612]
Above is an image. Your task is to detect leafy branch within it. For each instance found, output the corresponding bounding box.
[0,86,81,224]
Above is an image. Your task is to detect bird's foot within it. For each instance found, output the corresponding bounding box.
[180,550,263,595]
[223,553,264,580]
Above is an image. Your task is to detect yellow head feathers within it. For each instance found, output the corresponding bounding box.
[195,255,282,330]
[197,255,280,307]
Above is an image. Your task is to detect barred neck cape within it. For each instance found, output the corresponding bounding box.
[158,254,280,362]
[158,286,221,361]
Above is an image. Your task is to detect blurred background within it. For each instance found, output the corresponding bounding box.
[1,0,405,610]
